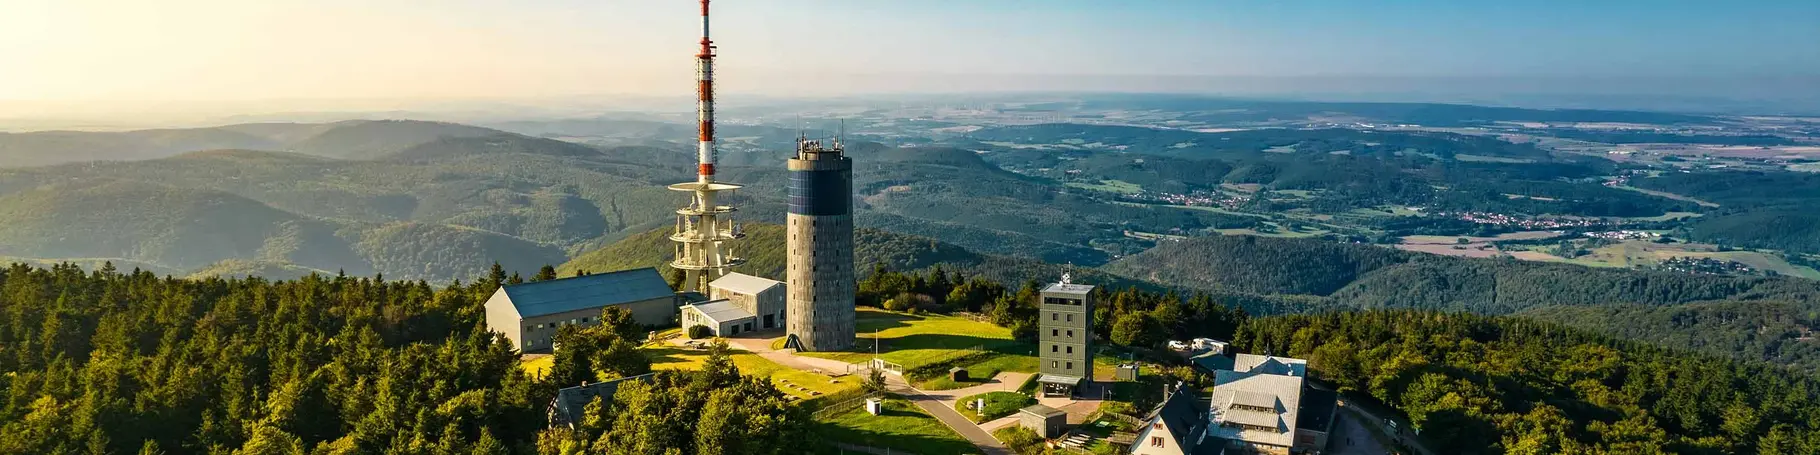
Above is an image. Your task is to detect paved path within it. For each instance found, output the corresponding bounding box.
[896,382,1015,455]
[719,335,1014,455]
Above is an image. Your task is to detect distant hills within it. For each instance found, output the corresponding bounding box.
[558,223,1146,291]
[0,119,508,167]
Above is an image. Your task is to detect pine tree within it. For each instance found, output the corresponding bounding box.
[534,265,558,282]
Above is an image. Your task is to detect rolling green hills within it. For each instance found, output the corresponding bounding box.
[558,223,1149,291]
[0,180,305,270]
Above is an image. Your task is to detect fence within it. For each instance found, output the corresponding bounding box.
[805,388,876,418]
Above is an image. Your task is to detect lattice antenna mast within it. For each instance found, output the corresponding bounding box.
[668,0,744,292]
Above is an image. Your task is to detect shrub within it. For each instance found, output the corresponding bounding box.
[994,426,1047,455]
[686,324,713,339]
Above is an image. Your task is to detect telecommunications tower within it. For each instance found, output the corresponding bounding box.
[669,0,745,292]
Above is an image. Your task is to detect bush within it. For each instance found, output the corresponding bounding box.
[686,324,713,339]
[994,426,1047,455]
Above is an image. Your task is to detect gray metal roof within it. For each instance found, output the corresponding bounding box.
[1020,404,1066,417]
[684,299,754,324]
[709,272,783,296]
[501,268,673,318]
[549,373,657,427]
[1038,374,1084,385]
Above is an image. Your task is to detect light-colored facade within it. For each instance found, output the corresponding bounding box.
[483,268,677,352]
[1131,384,1205,455]
[681,299,755,337]
[785,137,856,352]
[1039,277,1094,396]
[709,272,786,331]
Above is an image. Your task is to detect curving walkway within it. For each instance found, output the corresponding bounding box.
[720,335,1015,455]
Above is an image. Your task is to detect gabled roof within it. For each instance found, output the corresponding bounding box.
[709,272,782,296]
[1208,370,1303,448]
[1144,382,1206,451]
[500,268,673,318]
[683,299,753,324]
[1234,354,1307,377]
[549,373,657,427]
[1191,351,1236,373]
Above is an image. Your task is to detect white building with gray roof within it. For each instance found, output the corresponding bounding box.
[483,268,678,352]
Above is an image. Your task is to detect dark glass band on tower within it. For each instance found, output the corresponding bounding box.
[787,169,852,216]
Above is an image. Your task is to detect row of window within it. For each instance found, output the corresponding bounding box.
[1050,345,1074,354]
[1050,328,1075,338]
[1042,297,1084,306]
[525,316,593,332]
[1049,312,1075,322]
[1048,360,1075,370]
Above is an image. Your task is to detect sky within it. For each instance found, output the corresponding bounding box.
[1,0,1816,116]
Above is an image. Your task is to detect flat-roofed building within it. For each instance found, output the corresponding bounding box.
[681,299,756,337]
[708,272,786,331]
[483,268,677,352]
[1038,274,1094,397]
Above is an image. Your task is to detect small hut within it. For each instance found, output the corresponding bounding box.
[1019,404,1068,438]
[949,366,970,382]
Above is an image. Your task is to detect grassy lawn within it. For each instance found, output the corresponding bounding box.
[798,308,1017,367]
[820,399,983,455]
[919,353,1041,390]
[955,391,1036,423]
[646,345,861,399]
[1064,179,1144,195]
[518,355,552,378]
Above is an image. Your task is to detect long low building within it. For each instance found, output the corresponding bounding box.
[483,268,678,352]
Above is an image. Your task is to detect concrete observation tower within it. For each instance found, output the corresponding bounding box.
[784,135,856,351]
[669,0,745,293]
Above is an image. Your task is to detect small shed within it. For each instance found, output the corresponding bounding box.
[949,366,970,382]
[1115,363,1140,382]
[1019,404,1068,438]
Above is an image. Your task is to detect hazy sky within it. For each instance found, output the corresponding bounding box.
[2,0,1816,109]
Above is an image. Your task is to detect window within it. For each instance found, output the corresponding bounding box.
[1051,345,1058,353]
[1066,330,1073,338]
[1066,362,1073,370]
[1066,314,1073,322]
[1051,313,1057,321]
[1153,422,1163,430]
[1151,436,1163,447]
[1051,361,1058,368]
[1052,329,1059,337]
[1066,346,1073,354]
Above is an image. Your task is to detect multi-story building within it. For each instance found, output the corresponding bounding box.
[1037,274,1094,397]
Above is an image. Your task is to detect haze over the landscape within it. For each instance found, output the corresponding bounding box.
[4,0,1818,123]
[7,2,1820,454]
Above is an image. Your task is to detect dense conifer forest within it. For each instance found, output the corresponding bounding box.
[0,263,811,455]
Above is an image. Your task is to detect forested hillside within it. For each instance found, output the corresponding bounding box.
[1521,301,1820,370]
[0,263,814,454]
[1236,310,1820,454]
[1109,234,1820,314]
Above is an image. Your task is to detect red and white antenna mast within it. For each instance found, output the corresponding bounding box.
[668,0,744,293]
[695,0,716,182]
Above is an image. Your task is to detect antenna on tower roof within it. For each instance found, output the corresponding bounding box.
[837,119,845,149]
